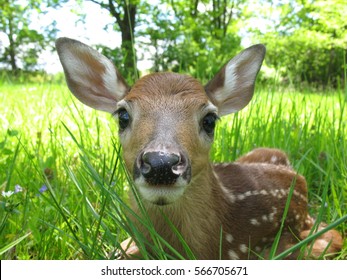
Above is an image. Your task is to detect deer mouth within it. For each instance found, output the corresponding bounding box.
[133,176,189,206]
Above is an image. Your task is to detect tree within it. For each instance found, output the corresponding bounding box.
[89,0,138,80]
[0,0,58,72]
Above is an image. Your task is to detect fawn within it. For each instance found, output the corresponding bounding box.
[56,37,343,259]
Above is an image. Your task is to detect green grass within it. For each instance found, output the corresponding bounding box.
[0,78,346,260]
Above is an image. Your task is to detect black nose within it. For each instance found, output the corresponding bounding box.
[137,151,188,185]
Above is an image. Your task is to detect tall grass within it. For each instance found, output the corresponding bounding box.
[0,77,346,260]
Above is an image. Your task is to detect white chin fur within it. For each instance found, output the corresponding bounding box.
[134,177,187,205]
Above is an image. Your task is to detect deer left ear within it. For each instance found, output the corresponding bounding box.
[205,44,266,116]
[56,37,130,113]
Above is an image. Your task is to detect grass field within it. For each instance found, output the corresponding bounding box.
[0,77,346,260]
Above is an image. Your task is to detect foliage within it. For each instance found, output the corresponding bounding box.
[0,0,60,72]
[138,0,245,78]
[1,0,345,88]
[253,0,347,87]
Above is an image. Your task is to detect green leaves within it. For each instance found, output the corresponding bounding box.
[0,0,58,72]
[140,0,243,78]
[255,0,347,87]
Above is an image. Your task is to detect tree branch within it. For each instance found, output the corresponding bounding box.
[224,1,234,36]
[88,0,106,9]
[191,0,199,17]
[88,0,122,27]
[170,0,184,25]
[108,0,123,28]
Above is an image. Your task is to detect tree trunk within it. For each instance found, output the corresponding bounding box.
[107,0,138,80]
[7,17,18,72]
[120,2,136,75]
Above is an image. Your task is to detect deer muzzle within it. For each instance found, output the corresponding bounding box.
[136,150,191,185]
[133,148,191,205]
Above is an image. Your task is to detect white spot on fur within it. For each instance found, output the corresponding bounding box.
[268,207,278,222]
[268,213,275,222]
[255,246,262,252]
[226,234,234,244]
[229,194,236,203]
[270,155,278,163]
[250,218,261,226]
[270,189,279,197]
[280,189,286,195]
[305,216,314,226]
[252,190,260,196]
[216,172,236,203]
[261,237,268,242]
[239,244,248,253]
[220,186,236,203]
[237,194,246,200]
[293,190,307,202]
[262,215,268,222]
[260,189,268,195]
[244,191,252,197]
[228,250,240,260]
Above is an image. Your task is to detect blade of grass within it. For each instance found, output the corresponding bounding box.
[0,232,31,256]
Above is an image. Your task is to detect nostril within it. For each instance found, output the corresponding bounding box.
[140,160,151,176]
[172,154,187,175]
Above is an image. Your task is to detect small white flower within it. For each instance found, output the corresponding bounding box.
[2,191,14,198]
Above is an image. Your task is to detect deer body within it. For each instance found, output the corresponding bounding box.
[56,38,343,259]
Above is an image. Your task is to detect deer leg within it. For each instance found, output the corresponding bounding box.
[109,237,141,260]
[298,216,343,259]
[257,216,344,259]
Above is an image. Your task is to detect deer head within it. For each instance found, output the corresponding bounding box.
[56,38,265,206]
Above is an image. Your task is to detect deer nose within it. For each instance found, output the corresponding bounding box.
[138,151,189,185]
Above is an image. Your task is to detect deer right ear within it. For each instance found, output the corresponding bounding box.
[205,44,266,116]
[56,37,130,113]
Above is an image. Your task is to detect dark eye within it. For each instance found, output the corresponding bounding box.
[117,108,130,130]
[202,113,218,135]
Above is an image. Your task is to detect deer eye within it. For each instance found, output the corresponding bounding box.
[117,108,130,130]
[202,113,218,135]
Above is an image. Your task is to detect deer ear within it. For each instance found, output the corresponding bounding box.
[205,44,266,116]
[56,37,130,113]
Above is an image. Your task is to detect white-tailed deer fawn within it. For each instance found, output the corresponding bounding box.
[56,37,343,259]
